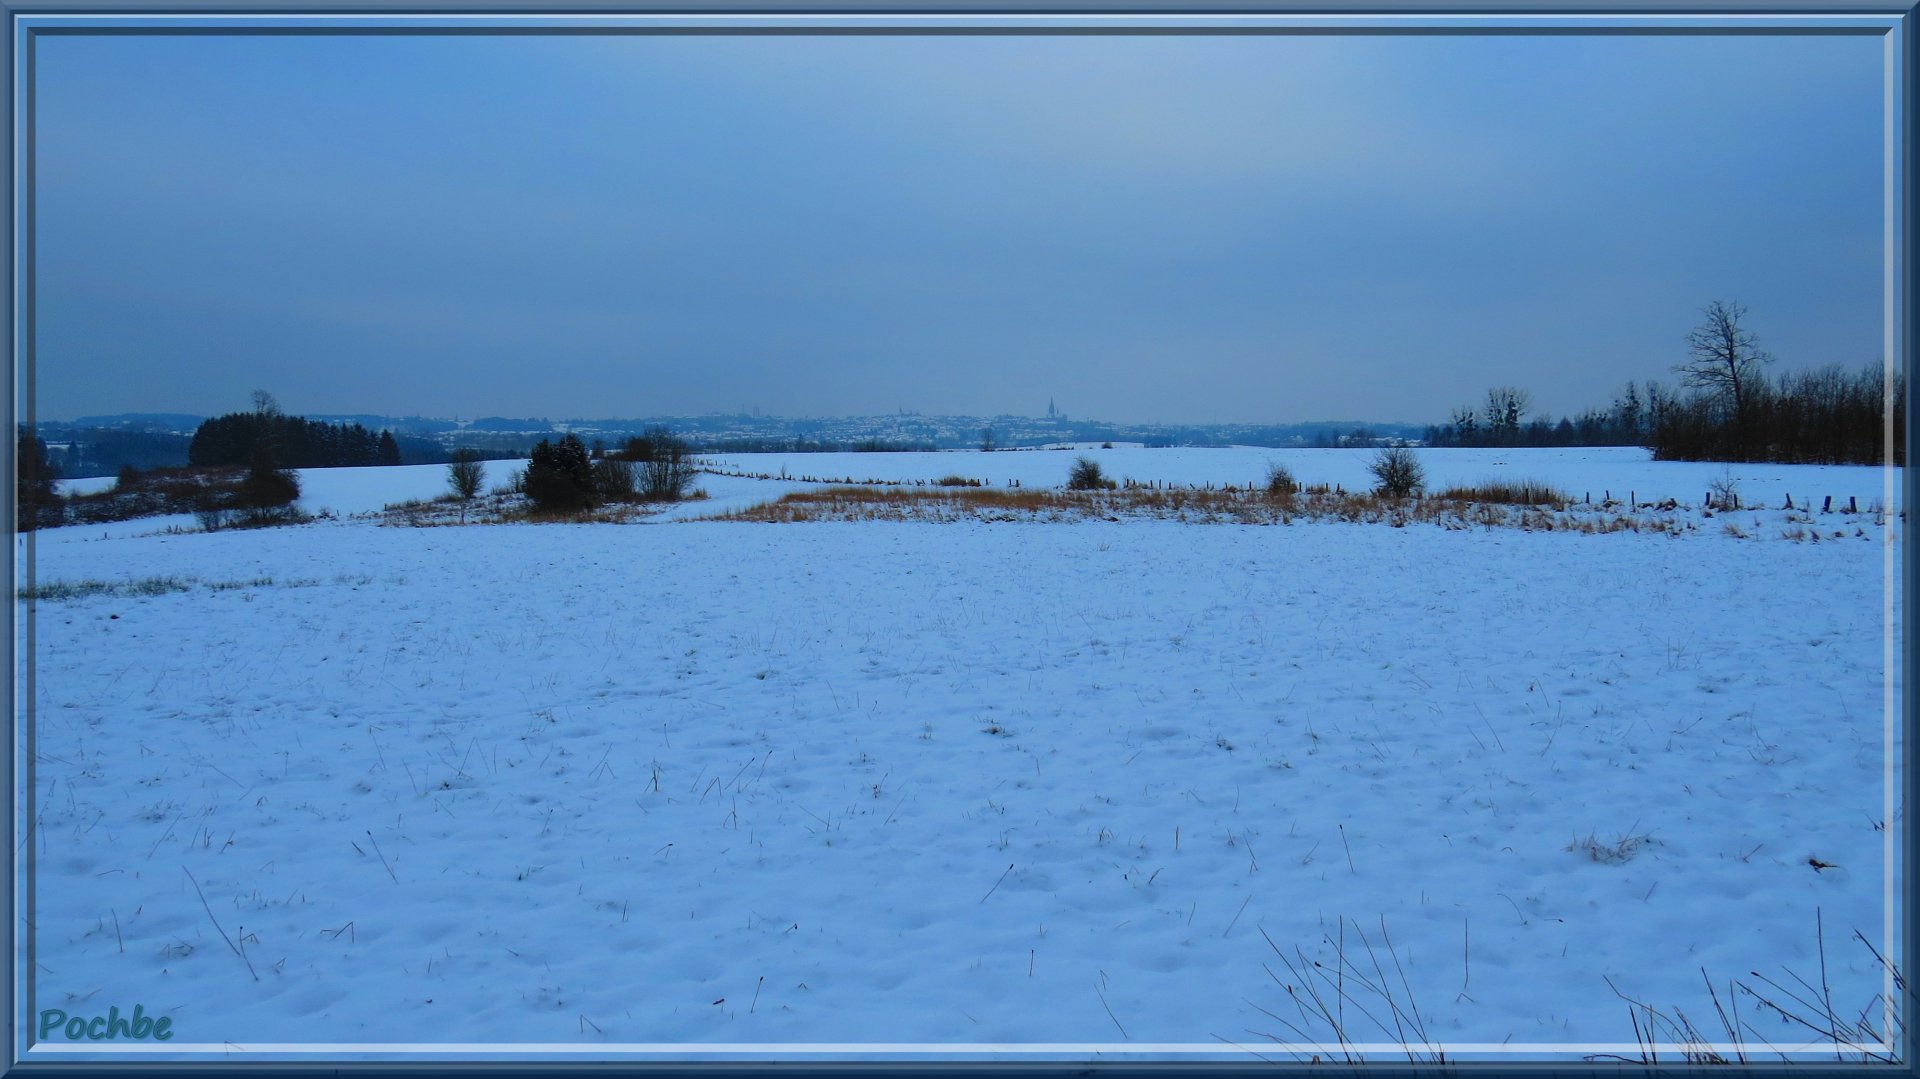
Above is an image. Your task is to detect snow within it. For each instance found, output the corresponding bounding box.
[16,448,1904,1064]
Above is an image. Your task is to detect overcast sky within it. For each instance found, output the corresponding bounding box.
[30,28,1885,425]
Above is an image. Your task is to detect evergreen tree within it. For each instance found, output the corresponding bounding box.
[525,434,596,510]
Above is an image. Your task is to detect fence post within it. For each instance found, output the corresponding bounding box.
[1784,494,1793,510]
[1849,496,1857,513]
[1823,495,1832,513]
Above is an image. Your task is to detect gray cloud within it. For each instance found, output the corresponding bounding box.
[31,29,1884,425]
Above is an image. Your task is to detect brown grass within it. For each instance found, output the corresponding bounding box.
[1436,478,1573,508]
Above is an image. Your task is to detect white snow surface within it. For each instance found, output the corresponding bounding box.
[17,448,1905,1063]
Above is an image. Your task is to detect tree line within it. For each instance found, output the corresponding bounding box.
[1424,302,1903,465]
[189,408,401,469]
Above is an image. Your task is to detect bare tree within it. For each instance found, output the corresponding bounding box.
[621,426,697,501]
[1449,405,1478,445]
[1367,446,1425,498]
[1484,387,1532,444]
[592,457,637,502]
[1679,300,1772,457]
[980,426,997,453]
[249,389,281,417]
[447,448,484,501]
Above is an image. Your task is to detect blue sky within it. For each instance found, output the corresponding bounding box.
[30,29,1886,424]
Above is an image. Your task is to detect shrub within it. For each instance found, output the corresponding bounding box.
[1263,461,1298,497]
[526,434,596,511]
[1707,469,1741,510]
[619,426,697,502]
[1066,455,1117,491]
[592,457,637,502]
[935,475,982,488]
[193,465,305,530]
[1367,446,1425,498]
[233,461,300,510]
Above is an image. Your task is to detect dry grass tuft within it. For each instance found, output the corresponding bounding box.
[1437,478,1573,509]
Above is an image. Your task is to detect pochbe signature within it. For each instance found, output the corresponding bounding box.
[39,1004,174,1041]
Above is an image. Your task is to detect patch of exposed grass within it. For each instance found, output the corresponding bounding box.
[1567,830,1654,865]
[15,577,194,602]
[205,576,320,592]
[18,575,325,602]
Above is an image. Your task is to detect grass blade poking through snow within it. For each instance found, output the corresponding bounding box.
[184,866,257,982]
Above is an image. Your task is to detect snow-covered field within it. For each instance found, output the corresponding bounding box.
[17,448,1906,1064]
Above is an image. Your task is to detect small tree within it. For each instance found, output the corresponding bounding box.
[980,426,997,453]
[1367,446,1425,498]
[1066,455,1116,491]
[447,448,485,505]
[526,434,596,511]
